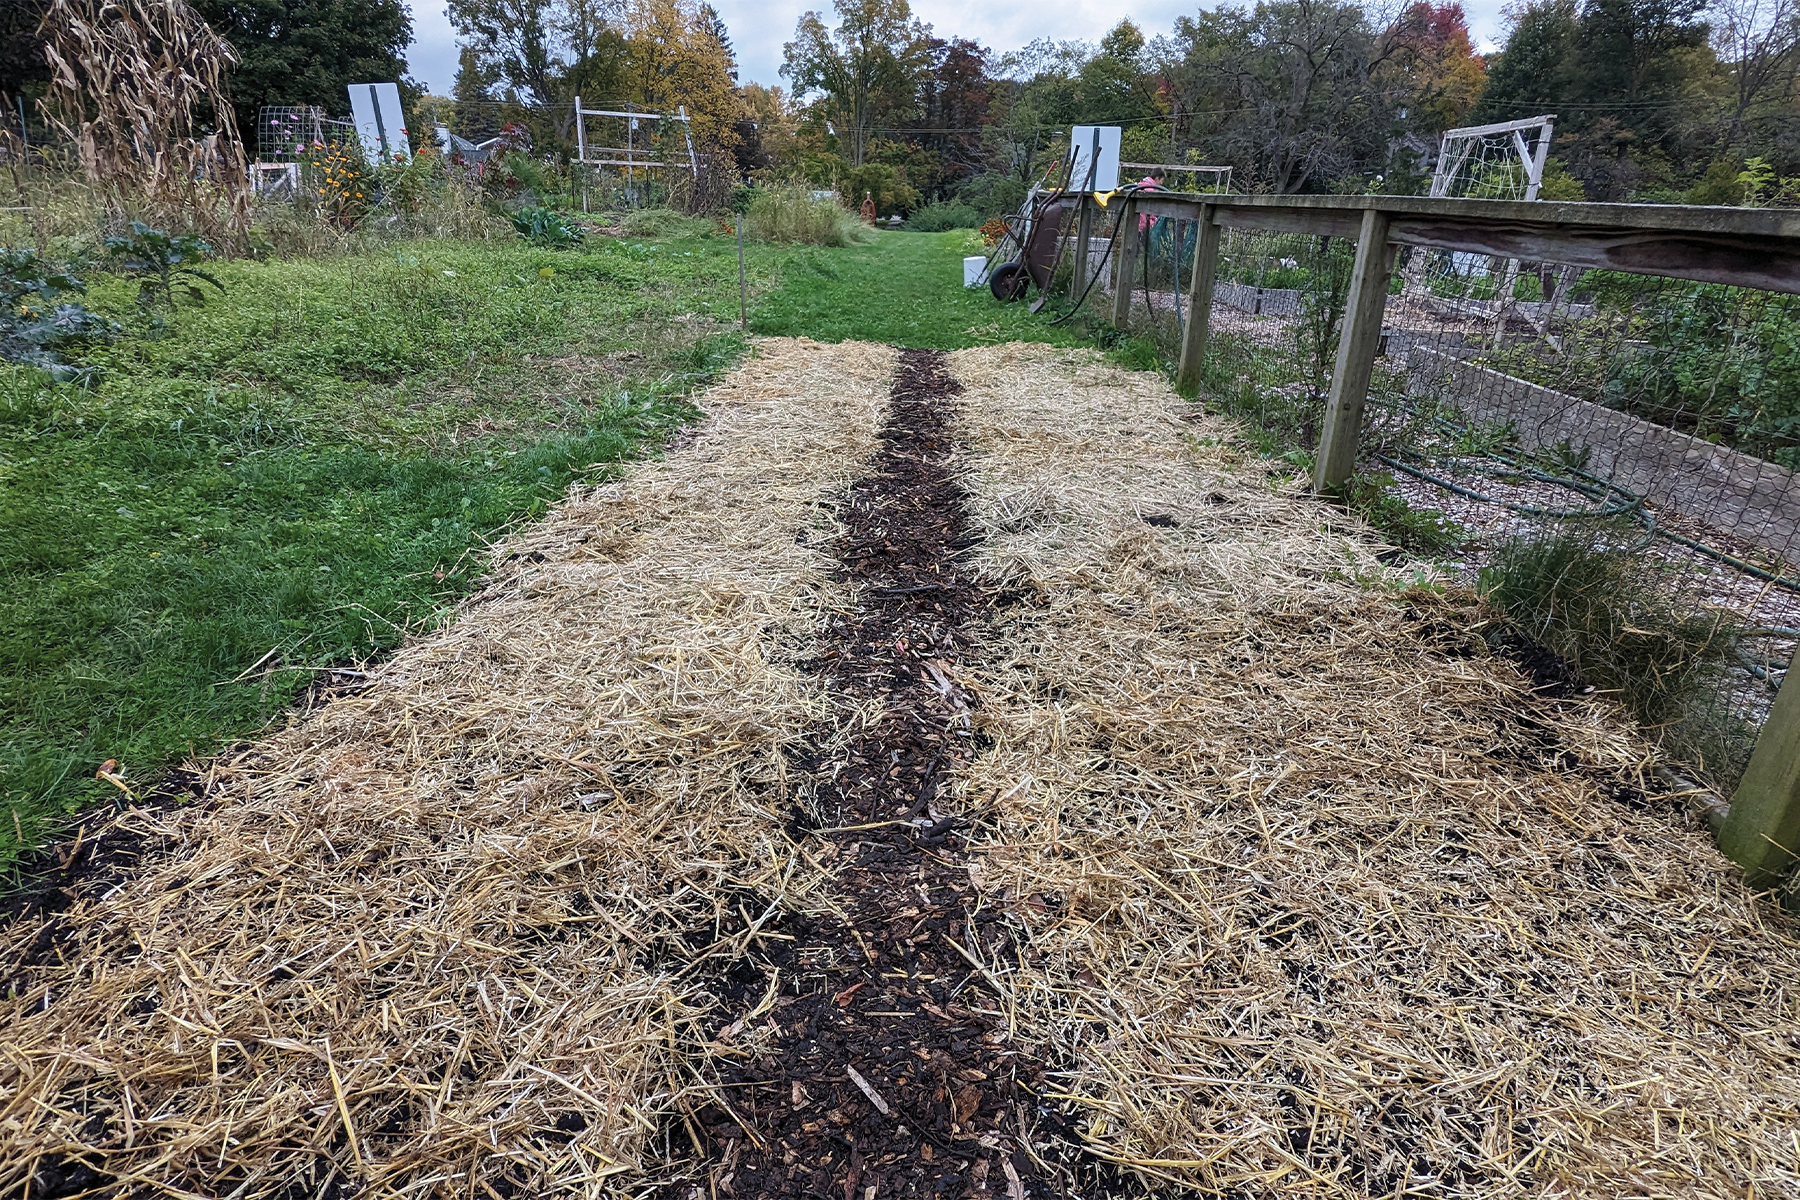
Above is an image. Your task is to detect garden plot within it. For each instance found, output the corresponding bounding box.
[0,337,894,1198]
[6,338,1800,1200]
[950,342,1800,1197]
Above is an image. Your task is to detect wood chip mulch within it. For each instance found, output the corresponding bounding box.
[669,350,1078,1200]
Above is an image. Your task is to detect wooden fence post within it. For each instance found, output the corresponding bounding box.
[1176,205,1220,393]
[1073,196,1094,297]
[1718,645,1800,889]
[1110,199,1139,328]
[1313,206,1393,493]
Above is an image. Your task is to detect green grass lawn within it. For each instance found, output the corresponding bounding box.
[0,224,1101,871]
[752,228,1094,350]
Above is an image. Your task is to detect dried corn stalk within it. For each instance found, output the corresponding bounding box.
[41,0,250,238]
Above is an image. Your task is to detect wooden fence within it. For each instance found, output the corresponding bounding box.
[1064,189,1800,896]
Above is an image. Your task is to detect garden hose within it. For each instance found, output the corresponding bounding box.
[1048,184,1155,327]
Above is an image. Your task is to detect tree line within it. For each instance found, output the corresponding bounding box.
[449,0,1800,207]
[2,0,1797,209]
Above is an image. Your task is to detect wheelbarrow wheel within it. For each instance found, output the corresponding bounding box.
[989,261,1028,302]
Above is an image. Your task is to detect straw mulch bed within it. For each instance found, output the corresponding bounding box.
[946,342,1800,1198]
[0,338,895,1199]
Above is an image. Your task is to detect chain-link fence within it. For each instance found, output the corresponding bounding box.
[1088,195,1800,809]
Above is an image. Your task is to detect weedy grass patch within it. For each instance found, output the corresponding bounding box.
[1477,521,1752,782]
[1,233,774,869]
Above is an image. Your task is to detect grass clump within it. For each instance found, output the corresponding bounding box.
[618,207,718,239]
[1478,523,1751,779]
[745,184,873,247]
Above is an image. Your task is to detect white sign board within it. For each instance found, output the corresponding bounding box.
[347,82,411,164]
[1069,125,1121,192]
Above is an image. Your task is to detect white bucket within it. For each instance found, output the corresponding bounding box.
[963,255,988,288]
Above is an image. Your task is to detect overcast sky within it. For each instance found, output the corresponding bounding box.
[404,0,1511,99]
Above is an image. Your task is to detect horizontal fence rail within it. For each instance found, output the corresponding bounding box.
[1047,189,1800,898]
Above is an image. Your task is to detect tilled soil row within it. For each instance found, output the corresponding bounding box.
[676,350,1070,1199]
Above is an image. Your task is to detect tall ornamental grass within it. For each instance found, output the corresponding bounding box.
[745,184,873,247]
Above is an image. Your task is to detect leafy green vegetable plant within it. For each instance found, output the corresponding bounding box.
[510,206,584,248]
[0,247,117,382]
[103,222,226,308]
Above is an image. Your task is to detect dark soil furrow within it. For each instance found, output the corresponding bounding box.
[674,350,1070,1199]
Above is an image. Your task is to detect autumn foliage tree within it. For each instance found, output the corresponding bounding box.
[1383,2,1486,133]
[450,0,741,148]
[782,0,931,165]
[624,0,739,148]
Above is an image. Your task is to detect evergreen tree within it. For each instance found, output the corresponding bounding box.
[698,3,736,82]
[451,45,506,140]
[1570,0,1711,150]
[0,0,51,108]
[193,0,415,140]
[1471,0,1713,196]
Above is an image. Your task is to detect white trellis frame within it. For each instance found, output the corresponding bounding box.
[1428,114,1556,201]
[1404,114,1557,312]
[572,99,698,207]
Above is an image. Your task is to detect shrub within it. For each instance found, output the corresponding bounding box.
[482,148,561,206]
[1478,523,1738,729]
[839,162,921,217]
[618,207,716,239]
[744,184,874,247]
[510,206,584,248]
[957,172,1029,218]
[904,199,982,232]
[1685,159,1747,206]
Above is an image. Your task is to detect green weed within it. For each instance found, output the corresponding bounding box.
[744,184,873,248]
[1339,473,1465,557]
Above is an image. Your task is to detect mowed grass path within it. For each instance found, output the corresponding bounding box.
[753,228,1092,350]
[1,226,1087,869]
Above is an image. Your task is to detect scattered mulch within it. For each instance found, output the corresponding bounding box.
[1,664,373,997]
[0,773,203,1000]
[672,350,1073,1199]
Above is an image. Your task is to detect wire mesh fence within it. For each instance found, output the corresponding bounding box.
[255,106,356,163]
[1373,253,1799,786]
[1097,201,1799,795]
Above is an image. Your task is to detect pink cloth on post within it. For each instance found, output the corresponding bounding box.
[1137,177,1164,231]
